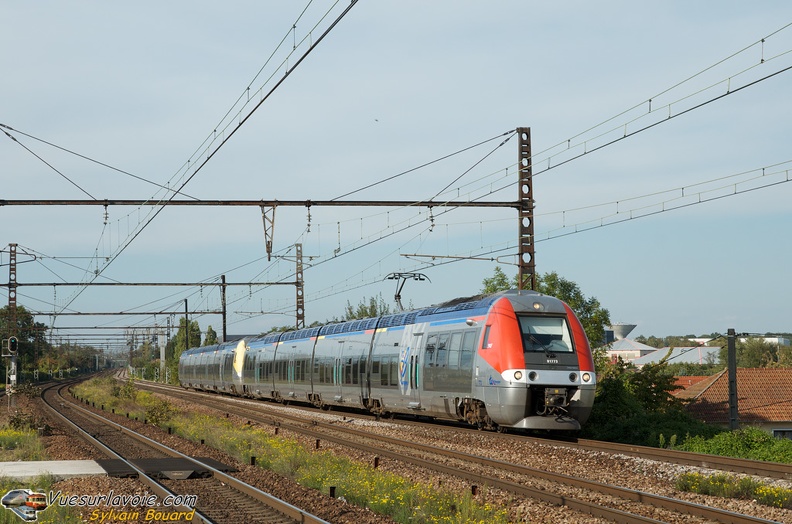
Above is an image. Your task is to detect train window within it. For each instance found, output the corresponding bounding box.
[344,358,353,384]
[448,333,462,369]
[518,316,574,353]
[425,334,438,365]
[436,333,449,367]
[481,325,491,349]
[393,357,400,386]
[380,358,389,386]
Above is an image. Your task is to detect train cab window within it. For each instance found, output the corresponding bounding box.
[518,316,574,353]
[481,325,491,349]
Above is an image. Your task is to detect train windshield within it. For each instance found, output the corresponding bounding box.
[517,315,574,353]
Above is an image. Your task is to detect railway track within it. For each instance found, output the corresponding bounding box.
[137,380,789,524]
[42,380,330,524]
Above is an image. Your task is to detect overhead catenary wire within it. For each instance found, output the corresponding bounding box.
[0,123,200,199]
[9,17,792,338]
[1,126,96,200]
[51,0,361,316]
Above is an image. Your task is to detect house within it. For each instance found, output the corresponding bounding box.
[605,338,657,362]
[674,368,792,438]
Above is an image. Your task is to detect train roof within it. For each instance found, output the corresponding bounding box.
[183,290,550,352]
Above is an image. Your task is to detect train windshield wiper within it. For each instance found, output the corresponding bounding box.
[527,334,556,357]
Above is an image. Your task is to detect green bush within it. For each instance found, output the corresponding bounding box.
[677,426,792,463]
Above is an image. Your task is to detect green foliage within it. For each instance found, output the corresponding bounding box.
[719,337,781,368]
[142,396,176,426]
[77,377,178,426]
[581,358,720,446]
[203,325,219,346]
[344,293,392,320]
[0,428,46,461]
[676,426,792,463]
[481,266,512,294]
[165,317,202,361]
[627,358,685,413]
[119,379,138,401]
[162,317,202,384]
[664,361,723,376]
[676,472,792,509]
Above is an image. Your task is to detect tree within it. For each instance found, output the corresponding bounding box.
[665,335,697,348]
[719,337,779,368]
[203,325,219,346]
[536,272,611,347]
[163,317,201,385]
[635,335,665,348]
[779,344,792,367]
[344,294,392,320]
[481,266,512,294]
[164,317,201,363]
[0,305,51,379]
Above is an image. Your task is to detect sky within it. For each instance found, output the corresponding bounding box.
[2,2,791,353]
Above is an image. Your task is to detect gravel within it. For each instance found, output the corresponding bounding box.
[7,387,792,523]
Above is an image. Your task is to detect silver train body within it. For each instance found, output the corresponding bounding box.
[179,290,596,431]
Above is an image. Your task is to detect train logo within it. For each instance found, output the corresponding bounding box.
[2,489,48,521]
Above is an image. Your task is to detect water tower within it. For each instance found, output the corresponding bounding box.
[610,323,637,340]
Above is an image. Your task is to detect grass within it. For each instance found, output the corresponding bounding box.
[172,413,509,523]
[74,377,509,523]
[676,472,792,509]
[0,428,46,461]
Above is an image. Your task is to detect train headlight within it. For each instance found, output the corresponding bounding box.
[528,371,537,381]
[514,371,523,381]
[532,302,545,311]
[582,372,591,383]
[569,373,577,382]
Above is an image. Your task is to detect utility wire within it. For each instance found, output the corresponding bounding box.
[55,0,360,315]
[2,127,96,199]
[0,123,199,199]
[331,130,516,200]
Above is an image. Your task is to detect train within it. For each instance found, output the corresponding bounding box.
[178,289,596,431]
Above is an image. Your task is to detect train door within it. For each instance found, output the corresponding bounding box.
[399,324,424,409]
[408,351,421,409]
[332,338,345,402]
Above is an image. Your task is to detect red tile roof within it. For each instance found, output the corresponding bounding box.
[683,368,792,425]
[673,376,711,389]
